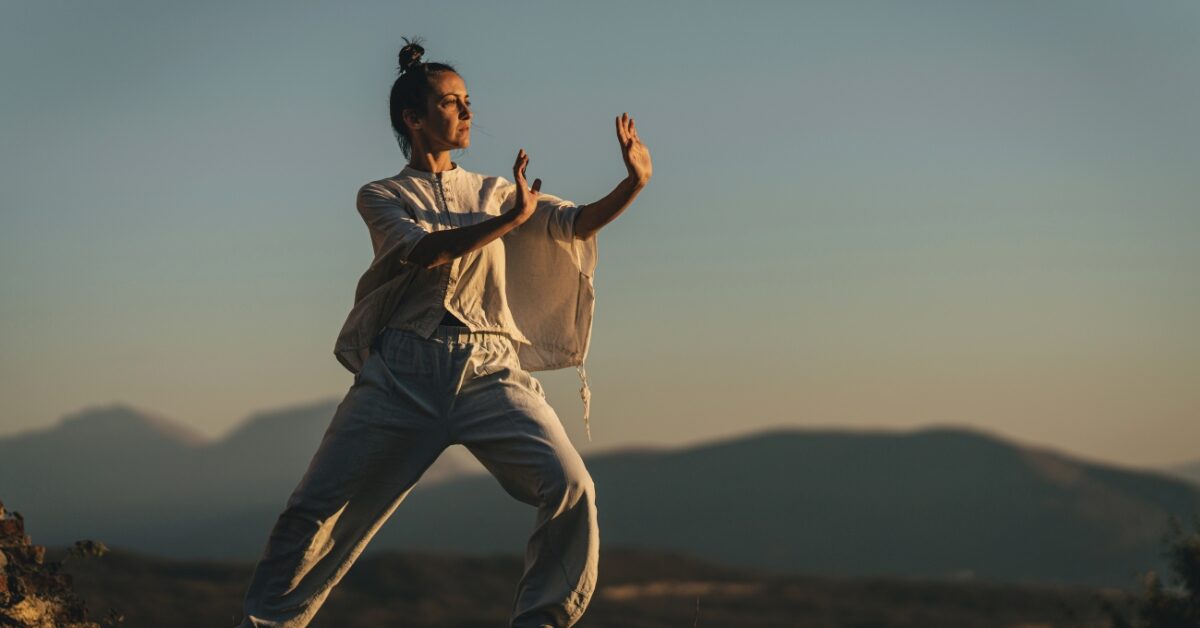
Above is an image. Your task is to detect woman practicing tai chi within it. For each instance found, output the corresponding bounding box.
[236,37,651,628]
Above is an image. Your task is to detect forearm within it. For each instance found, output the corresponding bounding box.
[408,210,524,269]
[573,175,647,240]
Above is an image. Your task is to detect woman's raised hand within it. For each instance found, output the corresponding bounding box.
[616,113,652,186]
[510,148,541,223]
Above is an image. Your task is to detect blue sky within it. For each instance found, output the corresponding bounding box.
[2,0,1197,468]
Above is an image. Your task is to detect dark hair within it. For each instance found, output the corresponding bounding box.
[388,37,459,158]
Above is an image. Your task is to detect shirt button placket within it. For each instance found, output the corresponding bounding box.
[438,176,461,327]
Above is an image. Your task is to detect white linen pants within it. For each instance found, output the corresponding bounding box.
[237,325,599,627]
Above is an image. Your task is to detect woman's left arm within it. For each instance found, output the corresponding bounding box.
[573,113,653,240]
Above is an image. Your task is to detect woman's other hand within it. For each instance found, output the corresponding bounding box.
[509,148,541,224]
[616,113,652,187]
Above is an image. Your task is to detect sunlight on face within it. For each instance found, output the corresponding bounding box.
[412,71,472,152]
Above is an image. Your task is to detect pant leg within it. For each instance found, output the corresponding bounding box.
[238,330,451,627]
[449,333,600,628]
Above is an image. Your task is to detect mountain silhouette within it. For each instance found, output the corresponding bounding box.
[2,405,1197,587]
[1163,457,1200,487]
[357,424,1200,587]
[0,400,485,548]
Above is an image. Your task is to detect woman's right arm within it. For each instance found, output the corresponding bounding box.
[408,209,522,269]
[408,149,541,269]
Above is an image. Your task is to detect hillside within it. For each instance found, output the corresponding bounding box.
[53,545,1127,628]
[3,405,1198,587]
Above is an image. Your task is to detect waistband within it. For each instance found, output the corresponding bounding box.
[425,324,512,345]
[383,324,593,442]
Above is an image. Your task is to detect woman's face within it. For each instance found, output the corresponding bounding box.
[408,71,472,153]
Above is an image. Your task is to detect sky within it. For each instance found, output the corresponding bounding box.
[1,0,1197,469]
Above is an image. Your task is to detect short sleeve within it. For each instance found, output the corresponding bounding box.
[535,192,585,243]
[494,176,587,243]
[356,183,429,262]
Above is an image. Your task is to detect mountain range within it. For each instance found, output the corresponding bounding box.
[1163,458,1200,486]
[1,401,1197,588]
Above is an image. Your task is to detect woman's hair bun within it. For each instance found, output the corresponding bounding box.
[397,37,426,75]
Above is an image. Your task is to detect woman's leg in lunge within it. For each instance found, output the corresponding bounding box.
[452,346,600,628]
[238,349,448,627]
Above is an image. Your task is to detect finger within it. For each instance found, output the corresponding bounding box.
[514,159,527,183]
[531,178,542,193]
[615,115,627,144]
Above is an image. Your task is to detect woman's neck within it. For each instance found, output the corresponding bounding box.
[407,151,456,173]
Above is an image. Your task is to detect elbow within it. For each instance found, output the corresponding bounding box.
[408,250,448,270]
[404,237,442,270]
[405,249,426,268]
[409,255,439,270]
[404,250,433,270]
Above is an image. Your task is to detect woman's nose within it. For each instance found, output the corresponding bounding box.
[461,105,472,120]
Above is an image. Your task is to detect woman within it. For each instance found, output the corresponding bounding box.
[237,37,650,628]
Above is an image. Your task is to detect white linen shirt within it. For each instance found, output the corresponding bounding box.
[333,162,599,439]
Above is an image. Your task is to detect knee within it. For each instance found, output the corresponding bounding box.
[542,469,595,511]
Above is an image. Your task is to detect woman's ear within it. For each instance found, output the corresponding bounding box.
[402,108,423,132]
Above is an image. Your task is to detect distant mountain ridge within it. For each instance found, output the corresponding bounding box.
[1163,458,1200,487]
[55,404,211,448]
[0,400,485,541]
[1,403,1197,588]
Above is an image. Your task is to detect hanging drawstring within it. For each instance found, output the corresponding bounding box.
[577,363,592,442]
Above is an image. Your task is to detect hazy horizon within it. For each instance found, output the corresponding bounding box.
[9,397,1198,476]
[2,0,1197,469]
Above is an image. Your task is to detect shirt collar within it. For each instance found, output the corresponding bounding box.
[397,161,465,183]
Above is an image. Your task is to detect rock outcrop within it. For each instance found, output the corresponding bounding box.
[0,498,102,627]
